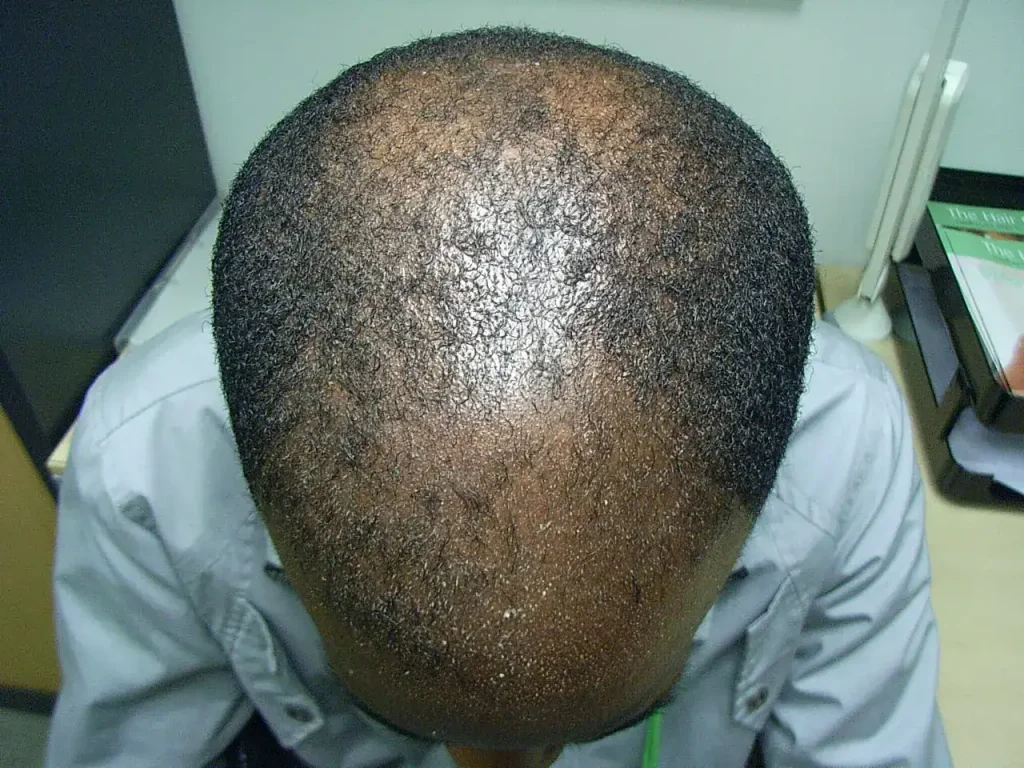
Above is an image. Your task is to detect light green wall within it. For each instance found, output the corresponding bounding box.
[944,0,1024,177]
[173,0,1015,266]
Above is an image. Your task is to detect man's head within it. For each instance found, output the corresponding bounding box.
[212,27,813,760]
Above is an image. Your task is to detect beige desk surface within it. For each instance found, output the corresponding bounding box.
[819,265,1024,768]
[47,267,1024,764]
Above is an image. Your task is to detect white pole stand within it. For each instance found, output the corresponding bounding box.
[831,294,893,343]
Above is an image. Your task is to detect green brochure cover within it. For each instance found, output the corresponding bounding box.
[926,202,1024,396]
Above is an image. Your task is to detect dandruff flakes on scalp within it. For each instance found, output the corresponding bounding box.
[212,27,814,741]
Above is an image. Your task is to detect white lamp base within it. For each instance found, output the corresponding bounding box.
[831,296,893,343]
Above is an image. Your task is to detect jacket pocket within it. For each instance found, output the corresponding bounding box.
[732,576,802,732]
[227,595,326,749]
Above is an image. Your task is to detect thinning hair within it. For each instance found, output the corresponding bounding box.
[213,27,813,719]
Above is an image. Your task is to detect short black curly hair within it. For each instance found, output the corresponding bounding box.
[212,27,813,702]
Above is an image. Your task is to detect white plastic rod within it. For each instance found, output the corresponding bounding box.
[857,0,969,302]
[891,60,969,262]
[865,56,927,254]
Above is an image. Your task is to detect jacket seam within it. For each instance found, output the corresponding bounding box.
[93,375,221,448]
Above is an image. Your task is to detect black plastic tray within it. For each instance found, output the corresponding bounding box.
[888,260,1023,507]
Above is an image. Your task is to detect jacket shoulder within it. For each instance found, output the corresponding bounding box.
[80,311,222,445]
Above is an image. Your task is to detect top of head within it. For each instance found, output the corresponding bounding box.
[212,28,814,746]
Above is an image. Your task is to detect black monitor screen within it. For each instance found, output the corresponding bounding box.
[1,0,215,468]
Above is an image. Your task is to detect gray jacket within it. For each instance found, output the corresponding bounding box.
[46,312,950,767]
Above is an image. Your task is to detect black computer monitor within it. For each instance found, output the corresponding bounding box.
[1,0,216,476]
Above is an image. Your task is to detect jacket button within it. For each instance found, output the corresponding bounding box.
[745,687,769,712]
[264,563,290,585]
[285,703,315,723]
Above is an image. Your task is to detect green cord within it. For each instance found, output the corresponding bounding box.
[641,709,662,768]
